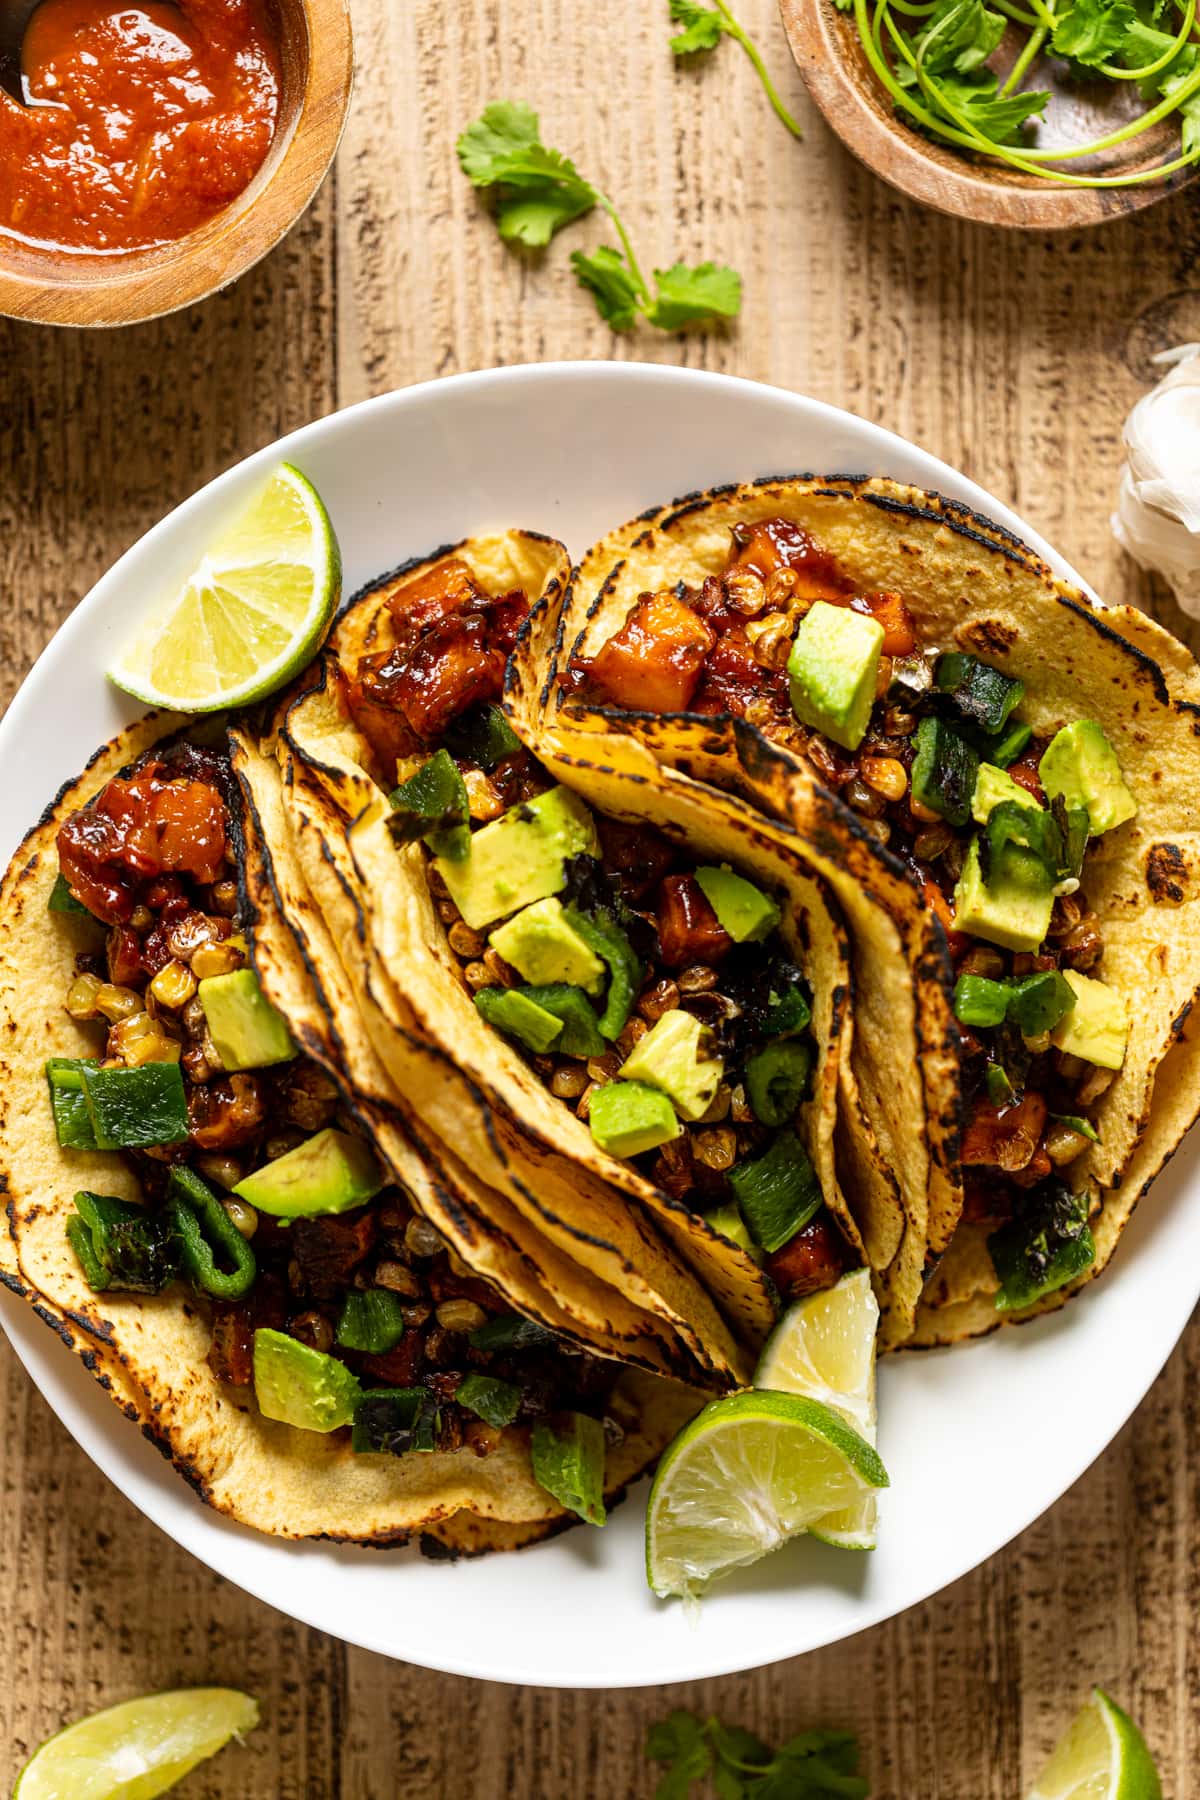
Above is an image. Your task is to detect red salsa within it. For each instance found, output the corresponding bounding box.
[0,0,280,253]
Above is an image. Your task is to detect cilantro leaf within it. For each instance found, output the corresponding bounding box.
[913,0,1006,74]
[645,260,743,330]
[1052,0,1135,66]
[646,1712,869,1800]
[456,102,597,247]
[570,245,644,330]
[669,0,727,53]
[647,1711,714,1797]
[927,70,1050,142]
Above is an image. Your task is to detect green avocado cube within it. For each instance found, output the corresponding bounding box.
[198,969,295,1072]
[1039,720,1136,835]
[235,1128,384,1219]
[1050,971,1129,1071]
[787,601,884,752]
[952,837,1053,955]
[473,986,565,1055]
[619,1008,723,1122]
[435,786,599,930]
[489,897,606,993]
[588,1081,681,1158]
[253,1328,361,1433]
[695,865,781,944]
[972,763,1042,825]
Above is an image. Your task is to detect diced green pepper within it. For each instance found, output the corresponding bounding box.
[456,1371,521,1428]
[1008,970,1076,1037]
[79,1061,190,1151]
[46,1057,99,1149]
[166,1165,257,1302]
[473,986,564,1055]
[1050,1113,1100,1144]
[985,1061,1014,1105]
[351,1387,426,1454]
[953,975,1011,1030]
[744,1040,813,1128]
[911,715,980,829]
[563,905,642,1040]
[514,984,605,1058]
[936,652,1024,734]
[67,1191,181,1294]
[336,1289,407,1355]
[989,720,1032,768]
[468,1312,557,1353]
[389,750,471,860]
[444,702,522,770]
[47,872,92,916]
[728,1128,823,1255]
[531,1412,607,1526]
[763,978,812,1040]
[990,1181,1095,1311]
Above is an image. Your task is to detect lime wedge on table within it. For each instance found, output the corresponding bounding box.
[108,463,340,712]
[14,1687,260,1799]
[1029,1689,1162,1800]
[755,1268,881,1550]
[645,1390,888,1599]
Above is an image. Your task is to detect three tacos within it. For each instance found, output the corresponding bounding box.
[3,474,1198,1545]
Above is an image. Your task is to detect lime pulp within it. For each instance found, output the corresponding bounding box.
[14,1687,260,1800]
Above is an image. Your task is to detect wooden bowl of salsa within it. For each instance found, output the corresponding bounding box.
[0,0,352,327]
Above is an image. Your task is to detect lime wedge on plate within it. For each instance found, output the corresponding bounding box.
[755,1268,881,1549]
[14,1687,260,1799]
[645,1390,888,1599]
[1029,1688,1162,1800]
[108,463,340,712]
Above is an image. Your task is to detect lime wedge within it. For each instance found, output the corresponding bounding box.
[1029,1689,1162,1800]
[754,1269,880,1550]
[108,463,340,712]
[645,1390,888,1599]
[14,1688,260,1799]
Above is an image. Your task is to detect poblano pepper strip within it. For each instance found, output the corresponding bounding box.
[167,1164,257,1302]
[67,1190,181,1294]
[563,904,642,1040]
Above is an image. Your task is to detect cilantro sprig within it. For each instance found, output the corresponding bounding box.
[456,102,742,333]
[836,0,1200,186]
[646,1710,870,1799]
[668,0,805,139]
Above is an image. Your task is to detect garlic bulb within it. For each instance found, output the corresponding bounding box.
[1112,344,1200,617]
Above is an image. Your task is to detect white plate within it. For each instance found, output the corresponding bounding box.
[1,362,1194,1689]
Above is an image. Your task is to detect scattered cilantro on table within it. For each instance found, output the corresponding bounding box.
[456,102,742,334]
[667,0,805,139]
[646,1709,870,1798]
[833,0,1200,185]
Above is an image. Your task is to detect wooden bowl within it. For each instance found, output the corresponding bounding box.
[0,0,353,327]
[779,0,1200,229]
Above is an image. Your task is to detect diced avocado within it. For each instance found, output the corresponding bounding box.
[253,1327,361,1433]
[588,1081,681,1157]
[1039,720,1136,834]
[619,1008,723,1122]
[435,786,599,930]
[952,837,1053,955]
[473,986,564,1054]
[695,865,781,944]
[516,984,605,1057]
[489,897,606,993]
[702,1202,763,1262]
[787,601,884,753]
[235,1128,384,1219]
[1050,970,1129,1071]
[972,763,1041,825]
[198,968,295,1072]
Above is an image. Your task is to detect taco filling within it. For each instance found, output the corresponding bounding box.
[568,517,1137,1312]
[50,739,628,1507]
[340,556,859,1306]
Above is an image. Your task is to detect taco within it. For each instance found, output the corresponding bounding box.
[0,714,698,1543]
[549,475,1200,1340]
[275,532,897,1362]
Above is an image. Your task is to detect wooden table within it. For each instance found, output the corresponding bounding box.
[2,3,1198,1793]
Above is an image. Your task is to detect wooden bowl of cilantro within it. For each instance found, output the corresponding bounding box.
[779,0,1200,227]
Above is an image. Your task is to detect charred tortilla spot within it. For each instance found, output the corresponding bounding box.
[962,619,1018,658]
[1146,841,1188,905]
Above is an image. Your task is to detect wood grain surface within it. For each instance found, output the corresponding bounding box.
[1,1,1198,1793]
